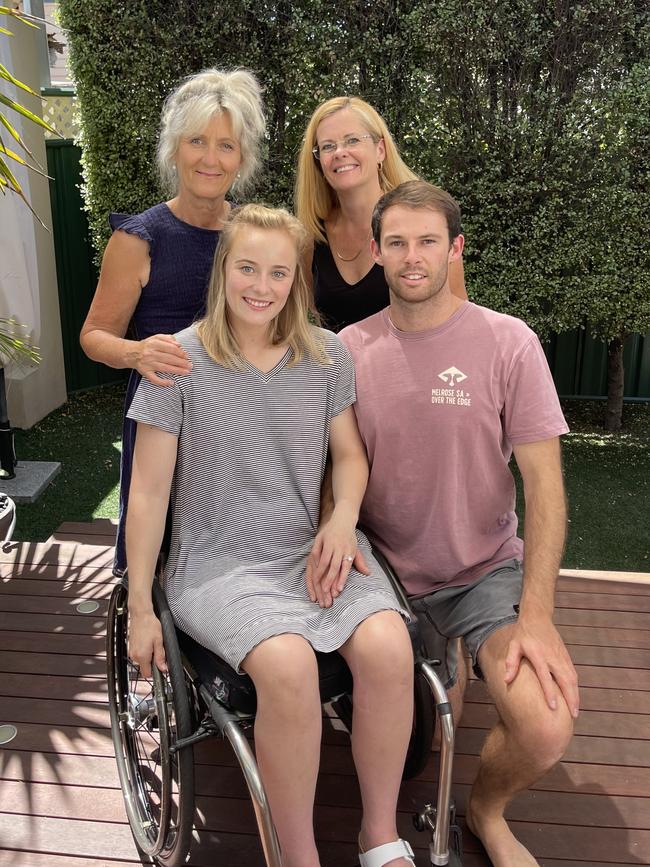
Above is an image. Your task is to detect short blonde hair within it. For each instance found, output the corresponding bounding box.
[197,204,329,369]
[295,96,418,243]
[157,68,266,196]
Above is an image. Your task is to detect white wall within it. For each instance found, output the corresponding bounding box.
[0,16,67,428]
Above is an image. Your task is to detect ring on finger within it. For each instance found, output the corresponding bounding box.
[342,555,354,562]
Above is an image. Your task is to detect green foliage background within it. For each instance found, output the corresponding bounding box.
[58,0,649,344]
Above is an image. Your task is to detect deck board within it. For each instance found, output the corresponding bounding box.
[1,526,648,866]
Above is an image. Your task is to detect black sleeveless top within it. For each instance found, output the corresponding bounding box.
[313,241,389,332]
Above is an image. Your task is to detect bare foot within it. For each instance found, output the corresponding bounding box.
[466,802,538,867]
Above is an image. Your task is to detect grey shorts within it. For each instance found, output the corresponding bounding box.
[410,559,523,689]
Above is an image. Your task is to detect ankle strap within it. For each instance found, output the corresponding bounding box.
[359,838,415,867]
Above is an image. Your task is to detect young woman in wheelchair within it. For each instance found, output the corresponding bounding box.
[125,203,417,867]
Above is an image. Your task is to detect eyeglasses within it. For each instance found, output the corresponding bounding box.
[312,134,375,160]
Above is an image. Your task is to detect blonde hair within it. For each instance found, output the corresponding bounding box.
[157,68,266,196]
[197,204,329,369]
[295,96,418,243]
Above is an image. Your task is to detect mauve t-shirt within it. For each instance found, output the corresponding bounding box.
[339,302,569,597]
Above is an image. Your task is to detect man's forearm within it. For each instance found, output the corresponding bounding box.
[331,451,367,524]
[515,439,567,619]
[520,486,566,618]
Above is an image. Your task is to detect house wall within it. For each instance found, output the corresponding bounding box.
[2,17,67,429]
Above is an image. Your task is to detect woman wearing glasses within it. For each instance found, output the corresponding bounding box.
[295,97,465,331]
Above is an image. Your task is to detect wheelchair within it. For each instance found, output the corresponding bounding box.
[106,550,463,866]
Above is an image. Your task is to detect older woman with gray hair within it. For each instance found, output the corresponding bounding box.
[81,67,265,576]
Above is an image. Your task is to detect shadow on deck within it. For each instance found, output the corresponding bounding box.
[0,520,648,866]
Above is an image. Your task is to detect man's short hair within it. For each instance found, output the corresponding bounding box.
[371,180,462,246]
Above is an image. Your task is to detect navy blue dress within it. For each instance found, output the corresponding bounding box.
[110,203,220,575]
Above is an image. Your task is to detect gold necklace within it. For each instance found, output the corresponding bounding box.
[331,216,372,262]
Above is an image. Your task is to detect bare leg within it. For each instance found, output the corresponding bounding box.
[242,634,322,867]
[338,611,415,867]
[466,623,574,867]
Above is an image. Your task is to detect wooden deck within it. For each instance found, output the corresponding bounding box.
[1,519,649,867]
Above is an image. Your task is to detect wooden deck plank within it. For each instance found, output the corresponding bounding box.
[460,702,650,739]
[0,651,107,678]
[0,595,110,617]
[0,854,140,867]
[0,579,114,599]
[6,776,648,833]
[0,541,115,570]
[5,692,649,771]
[556,624,650,650]
[2,810,647,866]
[558,575,650,596]
[6,743,648,801]
[0,612,106,636]
[1,528,648,867]
[559,569,650,586]
[554,644,650,668]
[54,520,118,537]
[0,673,107,701]
[0,722,114,760]
[553,607,650,630]
[556,590,650,613]
[1,697,109,729]
[0,815,141,861]
[0,632,104,656]
[0,563,114,583]
[455,728,650,767]
[465,679,650,714]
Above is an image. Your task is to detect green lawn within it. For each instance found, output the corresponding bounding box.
[557,401,649,571]
[12,383,125,541]
[9,385,649,572]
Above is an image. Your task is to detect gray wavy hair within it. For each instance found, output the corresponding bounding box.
[157,68,266,196]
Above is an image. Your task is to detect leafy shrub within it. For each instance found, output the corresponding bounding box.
[60,0,648,416]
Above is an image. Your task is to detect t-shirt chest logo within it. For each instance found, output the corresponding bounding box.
[438,366,467,386]
[432,366,472,407]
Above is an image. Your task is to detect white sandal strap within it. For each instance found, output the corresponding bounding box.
[359,838,415,867]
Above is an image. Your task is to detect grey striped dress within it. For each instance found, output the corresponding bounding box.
[127,325,407,672]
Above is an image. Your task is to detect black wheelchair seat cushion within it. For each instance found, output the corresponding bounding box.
[177,628,353,716]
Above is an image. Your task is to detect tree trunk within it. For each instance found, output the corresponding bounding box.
[605,334,626,432]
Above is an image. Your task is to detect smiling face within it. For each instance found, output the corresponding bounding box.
[174,111,241,203]
[224,227,298,338]
[315,108,385,194]
[372,205,462,305]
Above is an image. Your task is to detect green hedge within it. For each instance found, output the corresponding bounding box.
[59,0,649,346]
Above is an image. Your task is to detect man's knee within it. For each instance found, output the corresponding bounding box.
[496,660,574,766]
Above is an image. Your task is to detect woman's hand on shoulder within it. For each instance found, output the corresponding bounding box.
[128,608,167,679]
[306,505,370,608]
[135,334,192,385]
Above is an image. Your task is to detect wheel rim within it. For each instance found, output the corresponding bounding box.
[107,584,179,857]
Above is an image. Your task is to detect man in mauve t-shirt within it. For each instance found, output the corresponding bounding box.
[337,180,579,867]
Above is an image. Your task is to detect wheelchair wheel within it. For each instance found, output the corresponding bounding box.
[107,581,195,867]
[335,666,434,781]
